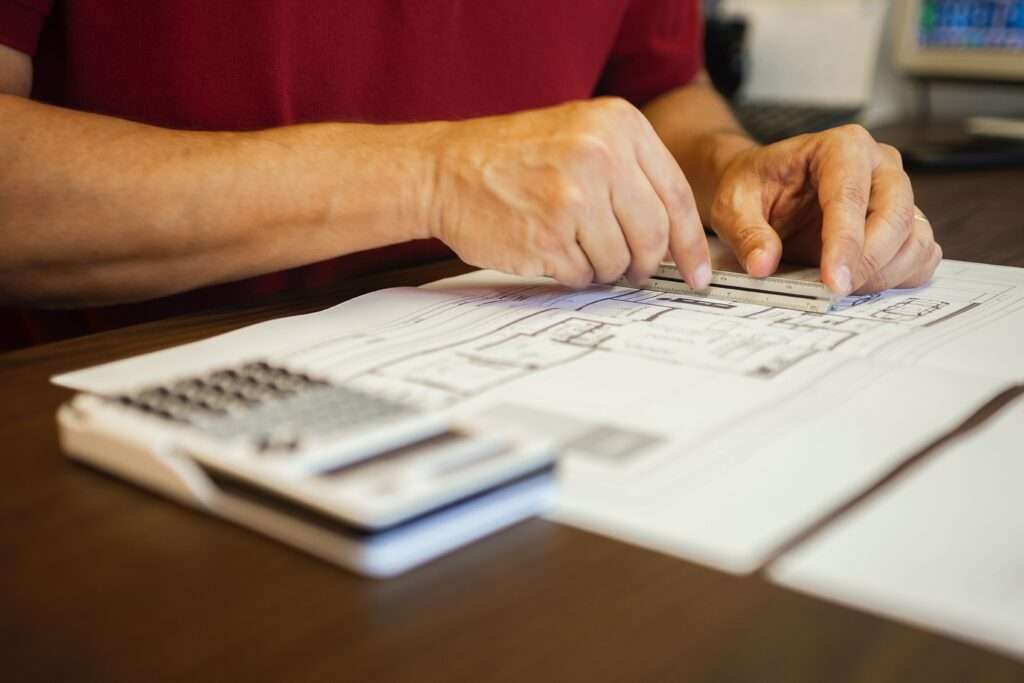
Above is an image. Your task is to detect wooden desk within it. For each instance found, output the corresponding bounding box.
[4,167,1024,682]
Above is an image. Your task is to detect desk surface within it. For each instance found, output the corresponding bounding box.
[4,167,1024,682]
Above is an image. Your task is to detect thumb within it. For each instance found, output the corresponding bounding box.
[712,189,783,278]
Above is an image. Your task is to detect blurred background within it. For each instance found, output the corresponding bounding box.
[704,0,1024,167]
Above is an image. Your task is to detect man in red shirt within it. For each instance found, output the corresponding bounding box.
[0,1,939,350]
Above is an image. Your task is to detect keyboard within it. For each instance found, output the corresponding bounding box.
[734,103,862,144]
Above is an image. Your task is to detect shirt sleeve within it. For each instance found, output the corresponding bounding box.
[597,0,704,106]
[0,0,52,56]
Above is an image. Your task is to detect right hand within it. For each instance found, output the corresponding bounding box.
[426,98,711,290]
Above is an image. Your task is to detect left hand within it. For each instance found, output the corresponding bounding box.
[709,125,942,296]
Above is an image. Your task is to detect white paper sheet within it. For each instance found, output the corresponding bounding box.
[53,258,1024,573]
[770,395,1024,661]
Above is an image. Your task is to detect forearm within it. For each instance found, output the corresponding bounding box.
[0,94,438,307]
[642,74,758,223]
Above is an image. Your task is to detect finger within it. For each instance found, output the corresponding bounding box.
[858,241,942,294]
[630,117,711,289]
[855,151,915,290]
[855,212,939,293]
[576,202,633,285]
[908,241,943,289]
[814,126,875,296]
[548,241,595,290]
[709,177,784,278]
[610,168,670,284]
[898,209,941,289]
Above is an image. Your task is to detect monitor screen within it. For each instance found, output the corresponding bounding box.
[896,0,1024,80]
[918,1,1024,50]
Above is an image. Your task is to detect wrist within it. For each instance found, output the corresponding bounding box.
[309,121,445,244]
[412,120,453,243]
[690,130,759,219]
[377,121,448,243]
[703,129,759,185]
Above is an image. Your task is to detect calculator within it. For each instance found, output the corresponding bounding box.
[58,361,556,576]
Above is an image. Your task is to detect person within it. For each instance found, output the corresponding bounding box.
[0,1,941,350]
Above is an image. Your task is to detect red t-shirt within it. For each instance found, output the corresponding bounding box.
[0,1,703,350]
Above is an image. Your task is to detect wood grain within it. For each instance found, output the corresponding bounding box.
[2,166,1023,682]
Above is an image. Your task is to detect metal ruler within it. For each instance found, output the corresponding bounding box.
[627,261,836,314]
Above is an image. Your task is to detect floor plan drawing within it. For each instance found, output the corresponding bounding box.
[869,297,951,322]
[53,257,1024,575]
[261,262,1018,412]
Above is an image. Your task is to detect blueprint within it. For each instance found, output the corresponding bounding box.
[54,258,1024,573]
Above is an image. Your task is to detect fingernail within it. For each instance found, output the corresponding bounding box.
[833,265,852,297]
[692,262,712,291]
[746,249,766,275]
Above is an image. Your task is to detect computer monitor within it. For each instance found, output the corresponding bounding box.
[895,0,1024,81]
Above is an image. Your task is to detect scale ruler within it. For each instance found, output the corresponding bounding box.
[626,262,836,314]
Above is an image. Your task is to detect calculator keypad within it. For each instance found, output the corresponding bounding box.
[111,361,416,451]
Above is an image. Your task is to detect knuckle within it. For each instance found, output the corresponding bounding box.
[663,184,695,220]
[528,224,562,256]
[879,144,904,169]
[836,123,874,146]
[569,132,615,167]
[550,250,593,288]
[834,182,870,210]
[547,179,588,217]
[841,182,870,207]
[858,250,885,283]
[664,193,701,240]
[714,224,765,265]
[913,230,936,256]
[729,224,763,254]
[607,250,632,282]
[898,204,916,233]
[593,96,637,120]
[910,218,936,252]
[541,254,561,279]
[880,205,914,239]
[569,264,594,289]
[709,194,735,229]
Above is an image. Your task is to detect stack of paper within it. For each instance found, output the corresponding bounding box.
[771,395,1024,659]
